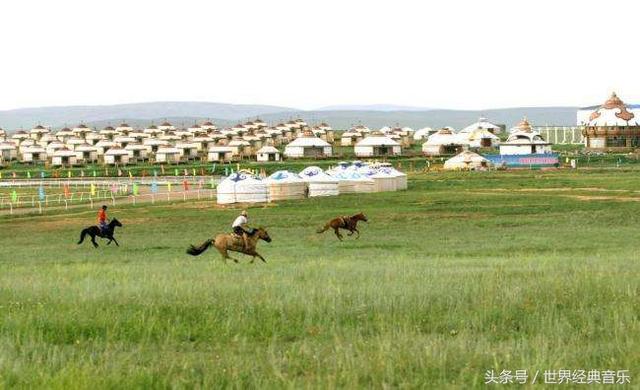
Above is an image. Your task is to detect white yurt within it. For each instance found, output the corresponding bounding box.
[284,130,332,158]
[413,127,434,141]
[299,166,339,197]
[125,143,151,162]
[501,118,552,155]
[0,141,18,162]
[460,117,502,135]
[74,144,99,164]
[21,146,47,163]
[51,148,78,167]
[379,166,408,190]
[460,128,501,149]
[216,172,268,205]
[444,151,492,170]
[208,146,235,162]
[422,128,465,156]
[354,132,402,157]
[256,146,281,162]
[266,170,307,201]
[329,170,375,194]
[367,168,398,192]
[104,147,131,165]
[155,146,181,163]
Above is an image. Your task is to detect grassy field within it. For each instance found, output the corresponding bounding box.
[1,169,639,388]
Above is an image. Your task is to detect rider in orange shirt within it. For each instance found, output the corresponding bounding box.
[97,205,109,233]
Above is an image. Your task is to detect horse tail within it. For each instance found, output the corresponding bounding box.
[317,223,329,234]
[78,229,88,244]
[186,239,213,256]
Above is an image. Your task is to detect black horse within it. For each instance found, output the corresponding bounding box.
[77,218,123,248]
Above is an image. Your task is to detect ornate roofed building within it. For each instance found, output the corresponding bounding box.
[581,92,640,150]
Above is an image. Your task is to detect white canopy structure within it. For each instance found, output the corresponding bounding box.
[266,170,306,201]
[444,151,492,170]
[354,132,401,157]
[299,166,339,197]
[216,172,268,204]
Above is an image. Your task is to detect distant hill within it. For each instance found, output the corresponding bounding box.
[254,107,579,130]
[316,104,434,112]
[0,102,299,130]
[0,102,579,132]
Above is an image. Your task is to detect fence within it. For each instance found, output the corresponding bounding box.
[0,176,221,216]
[535,126,584,145]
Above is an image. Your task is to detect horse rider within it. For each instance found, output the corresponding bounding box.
[97,205,109,234]
[232,210,256,249]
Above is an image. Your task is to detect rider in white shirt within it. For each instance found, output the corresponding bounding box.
[232,210,254,249]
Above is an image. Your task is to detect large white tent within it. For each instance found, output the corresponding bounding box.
[299,166,339,197]
[266,170,306,201]
[217,172,269,204]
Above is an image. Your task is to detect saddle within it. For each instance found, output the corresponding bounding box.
[339,216,351,228]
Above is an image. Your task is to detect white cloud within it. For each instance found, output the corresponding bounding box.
[0,0,638,110]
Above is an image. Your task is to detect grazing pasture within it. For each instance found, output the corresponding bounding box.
[0,169,639,388]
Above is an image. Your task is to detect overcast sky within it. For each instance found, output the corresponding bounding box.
[1,0,638,111]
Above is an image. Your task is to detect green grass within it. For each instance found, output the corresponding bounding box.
[1,169,639,388]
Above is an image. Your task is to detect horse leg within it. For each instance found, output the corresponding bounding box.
[254,252,267,263]
[334,228,343,241]
[354,228,360,239]
[91,235,99,248]
[217,247,238,264]
[111,236,119,246]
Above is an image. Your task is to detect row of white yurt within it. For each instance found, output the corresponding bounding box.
[299,166,340,197]
[266,170,306,201]
[217,172,269,204]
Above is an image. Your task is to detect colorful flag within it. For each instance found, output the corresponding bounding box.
[11,190,17,203]
[167,182,172,192]
[67,171,72,178]
[90,184,96,196]
[183,180,189,191]
[151,180,158,193]
[38,186,45,201]
[27,171,31,179]
[63,185,71,198]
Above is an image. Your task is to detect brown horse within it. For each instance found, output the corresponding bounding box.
[186,227,272,263]
[317,212,368,240]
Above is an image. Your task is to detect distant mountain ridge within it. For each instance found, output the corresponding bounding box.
[316,104,434,112]
[0,101,579,131]
[0,101,299,130]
